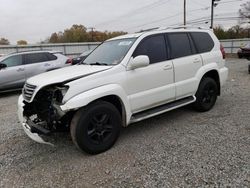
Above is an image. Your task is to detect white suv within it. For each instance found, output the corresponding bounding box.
[18,28,228,154]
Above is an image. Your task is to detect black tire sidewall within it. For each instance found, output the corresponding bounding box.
[72,101,121,154]
[194,77,218,112]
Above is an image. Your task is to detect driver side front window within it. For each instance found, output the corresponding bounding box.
[133,34,168,64]
[1,55,22,67]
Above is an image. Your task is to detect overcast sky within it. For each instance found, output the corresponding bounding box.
[0,0,248,44]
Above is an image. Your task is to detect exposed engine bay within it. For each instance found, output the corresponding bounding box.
[23,85,72,134]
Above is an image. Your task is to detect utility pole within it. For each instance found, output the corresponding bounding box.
[210,0,220,29]
[184,0,186,26]
[88,27,95,42]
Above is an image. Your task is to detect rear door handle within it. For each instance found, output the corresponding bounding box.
[44,63,50,67]
[17,68,25,72]
[163,64,173,70]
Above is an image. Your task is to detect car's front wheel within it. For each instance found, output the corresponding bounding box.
[70,101,121,154]
[193,77,218,112]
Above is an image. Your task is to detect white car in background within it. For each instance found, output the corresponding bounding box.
[0,50,71,91]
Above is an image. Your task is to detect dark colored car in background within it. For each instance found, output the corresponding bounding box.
[72,49,93,65]
[238,43,250,59]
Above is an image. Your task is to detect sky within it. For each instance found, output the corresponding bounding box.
[0,0,249,44]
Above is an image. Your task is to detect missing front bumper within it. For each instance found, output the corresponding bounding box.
[18,95,54,146]
[22,121,54,146]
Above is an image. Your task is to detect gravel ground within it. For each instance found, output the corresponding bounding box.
[0,59,249,188]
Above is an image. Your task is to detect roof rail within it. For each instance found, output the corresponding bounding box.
[157,25,211,30]
[9,49,61,55]
[137,27,159,33]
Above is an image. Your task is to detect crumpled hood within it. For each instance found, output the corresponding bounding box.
[27,65,111,88]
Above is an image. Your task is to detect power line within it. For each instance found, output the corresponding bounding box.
[126,6,210,30]
[191,0,209,8]
[94,0,172,27]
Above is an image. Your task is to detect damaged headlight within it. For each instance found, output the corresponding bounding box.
[54,86,69,103]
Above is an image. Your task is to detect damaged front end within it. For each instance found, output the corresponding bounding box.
[19,83,73,145]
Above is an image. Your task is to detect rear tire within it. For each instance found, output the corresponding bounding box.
[70,101,121,154]
[193,77,218,112]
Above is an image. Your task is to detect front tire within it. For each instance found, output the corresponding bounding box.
[193,77,218,112]
[70,101,121,154]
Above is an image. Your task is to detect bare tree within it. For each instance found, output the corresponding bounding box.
[239,1,250,22]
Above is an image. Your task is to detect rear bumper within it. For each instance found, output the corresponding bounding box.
[219,67,228,87]
[17,95,53,146]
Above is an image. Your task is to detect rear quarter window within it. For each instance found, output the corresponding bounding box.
[190,32,214,53]
[46,53,57,61]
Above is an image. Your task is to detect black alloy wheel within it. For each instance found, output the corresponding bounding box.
[70,101,121,154]
[193,77,218,112]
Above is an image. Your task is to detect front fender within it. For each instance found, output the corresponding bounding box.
[60,84,132,124]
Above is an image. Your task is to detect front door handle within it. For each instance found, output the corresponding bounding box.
[44,63,50,67]
[163,64,173,70]
[17,68,25,72]
[193,58,201,63]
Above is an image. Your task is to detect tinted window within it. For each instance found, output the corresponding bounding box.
[1,55,22,67]
[133,35,168,64]
[25,53,49,64]
[46,53,57,61]
[190,32,214,53]
[168,33,192,59]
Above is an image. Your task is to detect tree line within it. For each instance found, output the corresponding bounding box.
[214,25,250,39]
[47,25,127,43]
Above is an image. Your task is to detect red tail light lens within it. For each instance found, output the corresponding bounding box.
[66,59,72,64]
[220,44,226,59]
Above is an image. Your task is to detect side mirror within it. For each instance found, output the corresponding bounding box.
[0,63,7,70]
[129,55,150,70]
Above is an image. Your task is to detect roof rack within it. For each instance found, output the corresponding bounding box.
[138,25,211,33]
[9,49,62,55]
[137,27,160,33]
[157,25,211,30]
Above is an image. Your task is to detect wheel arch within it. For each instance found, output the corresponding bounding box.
[202,69,221,95]
[60,84,132,126]
[88,95,127,127]
[195,63,221,96]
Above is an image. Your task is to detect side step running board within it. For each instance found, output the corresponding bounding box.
[130,96,196,124]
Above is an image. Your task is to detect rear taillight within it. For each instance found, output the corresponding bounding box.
[220,44,226,59]
[66,59,72,64]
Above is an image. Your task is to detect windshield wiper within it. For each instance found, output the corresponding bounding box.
[89,62,109,66]
[79,61,87,65]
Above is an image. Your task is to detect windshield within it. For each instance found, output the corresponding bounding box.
[244,43,250,48]
[80,49,93,57]
[84,38,136,65]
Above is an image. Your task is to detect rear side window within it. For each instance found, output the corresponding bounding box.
[1,55,22,67]
[24,53,49,64]
[168,33,193,59]
[190,32,214,53]
[46,53,57,61]
[133,35,168,64]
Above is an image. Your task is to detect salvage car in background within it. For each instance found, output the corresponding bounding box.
[0,50,71,91]
[72,49,93,65]
[237,43,250,59]
[237,43,250,74]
